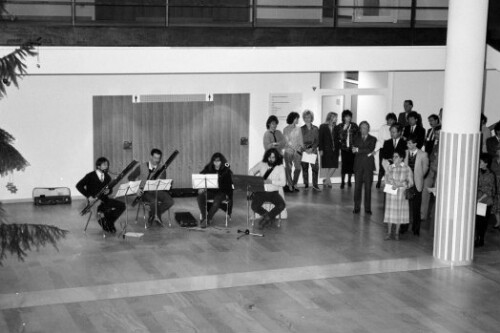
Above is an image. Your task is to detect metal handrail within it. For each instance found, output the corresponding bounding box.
[0,0,449,28]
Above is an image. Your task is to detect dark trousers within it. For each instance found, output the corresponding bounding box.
[251,191,286,220]
[354,166,373,211]
[475,206,492,245]
[301,157,319,187]
[142,191,174,219]
[402,187,422,233]
[98,198,126,229]
[377,152,385,183]
[197,190,232,220]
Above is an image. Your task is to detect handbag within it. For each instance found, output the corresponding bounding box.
[405,187,417,200]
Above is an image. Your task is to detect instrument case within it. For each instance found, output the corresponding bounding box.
[33,187,71,205]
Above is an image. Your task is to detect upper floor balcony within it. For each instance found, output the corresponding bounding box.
[0,0,451,46]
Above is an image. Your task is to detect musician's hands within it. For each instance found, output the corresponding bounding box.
[138,189,144,196]
[103,189,110,195]
[198,189,205,195]
[264,179,273,184]
[306,148,313,154]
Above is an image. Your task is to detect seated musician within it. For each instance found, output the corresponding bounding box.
[248,148,286,229]
[197,152,233,228]
[76,157,126,233]
[127,148,174,225]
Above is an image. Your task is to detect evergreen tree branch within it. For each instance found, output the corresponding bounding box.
[0,39,40,99]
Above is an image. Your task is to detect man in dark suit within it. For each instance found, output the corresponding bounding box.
[402,111,425,149]
[128,148,174,225]
[352,121,377,214]
[397,100,413,127]
[424,114,440,154]
[381,123,407,170]
[486,122,500,158]
[76,157,126,233]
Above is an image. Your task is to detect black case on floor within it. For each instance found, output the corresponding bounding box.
[174,211,198,227]
[33,187,72,205]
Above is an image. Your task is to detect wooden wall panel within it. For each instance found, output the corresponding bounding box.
[93,96,134,174]
[96,94,249,189]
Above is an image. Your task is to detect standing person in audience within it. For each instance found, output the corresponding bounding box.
[283,111,303,192]
[263,115,285,153]
[197,152,233,228]
[301,110,321,191]
[475,153,496,247]
[352,121,377,214]
[375,113,397,189]
[402,111,426,149]
[383,151,413,241]
[381,123,407,171]
[336,110,358,189]
[249,148,287,229]
[398,100,413,127]
[491,146,500,230]
[402,135,429,236]
[421,125,441,222]
[319,112,340,188]
[486,122,500,158]
[481,114,492,153]
[424,114,440,155]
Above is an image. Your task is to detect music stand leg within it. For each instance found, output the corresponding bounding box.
[119,188,130,239]
[153,183,165,228]
[84,210,93,233]
[238,186,263,239]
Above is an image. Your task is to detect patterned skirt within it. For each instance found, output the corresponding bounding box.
[383,189,410,224]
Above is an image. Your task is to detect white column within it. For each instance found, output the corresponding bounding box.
[434,0,489,265]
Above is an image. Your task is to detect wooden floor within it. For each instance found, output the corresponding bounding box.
[1,186,500,332]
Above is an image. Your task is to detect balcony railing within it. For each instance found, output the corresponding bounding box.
[0,0,449,29]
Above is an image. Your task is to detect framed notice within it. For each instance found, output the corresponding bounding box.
[269,93,303,119]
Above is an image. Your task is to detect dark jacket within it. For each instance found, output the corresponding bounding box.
[318,123,339,153]
[335,122,359,151]
[382,137,407,161]
[76,171,112,199]
[486,136,500,158]
[200,164,233,199]
[403,124,426,149]
[353,134,377,172]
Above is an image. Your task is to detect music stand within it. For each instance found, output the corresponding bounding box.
[192,174,219,227]
[232,174,266,239]
[115,181,141,238]
[143,179,173,227]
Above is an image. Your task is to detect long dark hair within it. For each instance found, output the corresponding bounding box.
[262,148,283,165]
[204,152,230,173]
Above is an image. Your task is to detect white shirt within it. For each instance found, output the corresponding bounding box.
[248,162,286,192]
[95,170,105,182]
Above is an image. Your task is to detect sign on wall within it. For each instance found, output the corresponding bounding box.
[269,93,303,119]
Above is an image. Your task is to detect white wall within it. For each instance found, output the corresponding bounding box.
[484,70,500,127]
[0,73,320,201]
[391,71,445,123]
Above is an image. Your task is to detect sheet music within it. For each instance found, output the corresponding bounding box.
[192,174,219,189]
[301,152,317,164]
[143,179,172,191]
[114,181,141,198]
[383,184,398,195]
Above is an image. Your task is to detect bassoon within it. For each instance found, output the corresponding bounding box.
[80,160,139,216]
[131,150,179,207]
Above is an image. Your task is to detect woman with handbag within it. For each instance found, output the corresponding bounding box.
[383,151,414,240]
[475,153,496,247]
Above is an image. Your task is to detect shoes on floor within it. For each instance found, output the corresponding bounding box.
[293,186,300,192]
[340,183,345,189]
[376,181,381,189]
[312,185,322,192]
[353,209,360,214]
[365,210,372,215]
[348,182,352,188]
